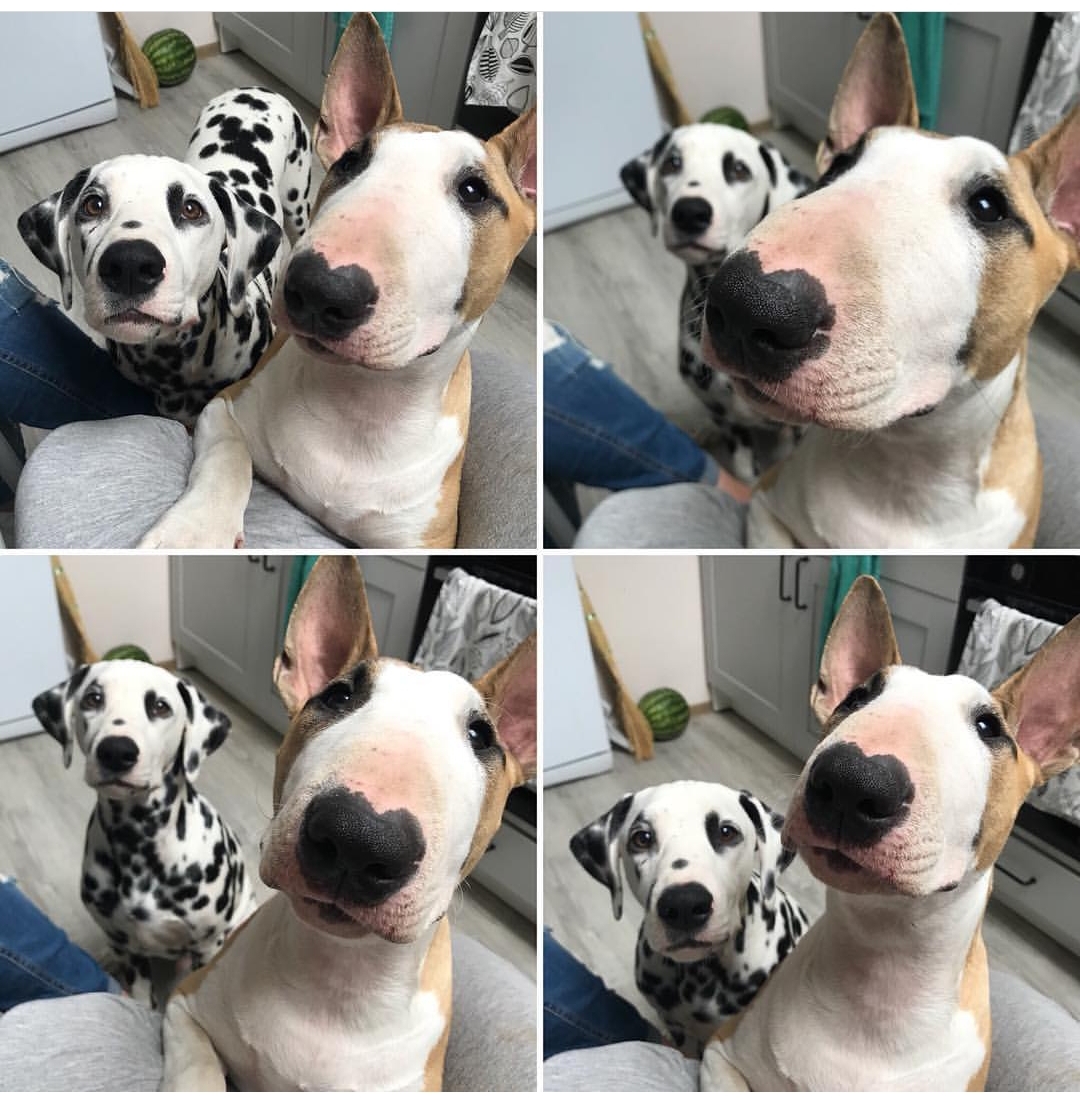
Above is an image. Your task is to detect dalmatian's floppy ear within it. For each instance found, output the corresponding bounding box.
[17,167,91,311]
[31,663,91,768]
[738,790,796,899]
[569,792,635,920]
[175,678,231,782]
[207,178,283,318]
[619,150,654,216]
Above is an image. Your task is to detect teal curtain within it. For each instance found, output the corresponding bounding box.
[898,13,946,130]
[334,13,394,50]
[817,556,881,662]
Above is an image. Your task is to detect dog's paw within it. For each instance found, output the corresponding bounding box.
[139,505,243,550]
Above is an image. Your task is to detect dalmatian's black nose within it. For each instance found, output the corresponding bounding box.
[298,786,425,906]
[284,251,378,341]
[98,240,166,298]
[670,196,713,236]
[705,249,834,383]
[804,742,914,847]
[657,882,713,933]
[95,735,140,774]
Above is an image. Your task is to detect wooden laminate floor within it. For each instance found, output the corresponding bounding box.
[0,668,535,986]
[544,708,1080,1028]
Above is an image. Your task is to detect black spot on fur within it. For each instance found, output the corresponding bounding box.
[58,168,91,218]
[176,681,195,722]
[758,143,778,188]
[66,664,91,698]
[738,793,767,845]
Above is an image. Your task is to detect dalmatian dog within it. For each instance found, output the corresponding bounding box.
[32,660,256,1003]
[621,124,813,479]
[18,87,311,424]
[570,781,808,1058]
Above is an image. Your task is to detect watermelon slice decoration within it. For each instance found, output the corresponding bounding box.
[142,29,197,88]
[639,687,690,742]
[103,644,152,663]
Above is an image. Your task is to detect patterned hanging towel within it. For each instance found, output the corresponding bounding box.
[958,598,1080,826]
[413,568,536,680]
[1010,13,1080,152]
[464,12,536,114]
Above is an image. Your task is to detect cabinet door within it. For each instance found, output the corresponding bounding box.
[878,557,963,675]
[216,13,324,106]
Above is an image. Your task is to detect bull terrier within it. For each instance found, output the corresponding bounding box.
[701,575,1080,1090]
[139,13,536,549]
[159,556,536,1090]
[702,13,1080,549]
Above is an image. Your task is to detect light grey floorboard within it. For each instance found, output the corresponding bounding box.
[544,708,1080,1028]
[0,668,534,986]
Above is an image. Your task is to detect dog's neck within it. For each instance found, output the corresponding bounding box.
[94,756,191,844]
[682,258,728,341]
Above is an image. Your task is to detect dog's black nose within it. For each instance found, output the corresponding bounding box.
[98,240,166,298]
[283,251,378,341]
[670,196,713,236]
[298,787,425,906]
[95,735,140,774]
[704,250,834,383]
[656,882,713,933]
[804,742,914,847]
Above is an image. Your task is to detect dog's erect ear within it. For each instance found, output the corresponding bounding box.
[738,791,795,898]
[811,575,901,725]
[274,556,378,716]
[569,792,635,920]
[1016,105,1080,266]
[491,106,537,206]
[31,664,91,768]
[620,150,654,215]
[207,178,283,318]
[474,633,537,782]
[17,168,91,310]
[993,614,1080,784]
[819,12,919,173]
[315,12,403,170]
[175,678,231,782]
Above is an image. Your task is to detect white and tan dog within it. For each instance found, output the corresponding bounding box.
[700,576,1080,1090]
[139,14,536,549]
[702,13,1080,549]
[160,556,537,1090]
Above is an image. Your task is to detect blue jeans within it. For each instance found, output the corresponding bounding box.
[0,878,118,1012]
[0,258,155,428]
[543,929,658,1059]
[544,321,719,491]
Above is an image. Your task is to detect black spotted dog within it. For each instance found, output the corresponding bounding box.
[570,780,808,1057]
[18,87,311,424]
[621,124,813,479]
[33,660,255,1003]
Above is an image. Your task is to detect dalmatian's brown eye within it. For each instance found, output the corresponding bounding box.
[659,151,682,177]
[153,697,172,718]
[723,154,752,185]
[81,686,104,711]
[628,826,655,852]
[181,199,206,221]
[81,194,106,219]
[715,823,739,845]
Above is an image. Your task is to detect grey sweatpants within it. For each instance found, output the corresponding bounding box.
[575,410,1080,550]
[544,967,1080,1092]
[0,932,536,1092]
[15,351,535,550]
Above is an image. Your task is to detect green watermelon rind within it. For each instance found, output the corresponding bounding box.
[639,688,691,741]
[143,29,197,88]
[102,644,152,663]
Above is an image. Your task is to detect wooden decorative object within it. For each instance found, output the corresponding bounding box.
[113,13,160,109]
[638,13,692,128]
[50,556,98,665]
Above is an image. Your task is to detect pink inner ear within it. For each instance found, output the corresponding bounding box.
[493,650,537,777]
[1051,153,1080,240]
[519,139,537,201]
[1010,631,1080,774]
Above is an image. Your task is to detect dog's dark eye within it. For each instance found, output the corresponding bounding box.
[725,157,752,184]
[81,194,106,219]
[714,823,740,845]
[838,684,871,712]
[968,186,1009,225]
[628,826,655,852]
[152,697,172,718]
[659,151,682,177]
[181,199,205,221]
[467,717,495,753]
[81,686,104,711]
[457,176,490,207]
[974,709,1006,742]
[320,682,352,710]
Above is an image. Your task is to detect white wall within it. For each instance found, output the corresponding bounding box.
[123,12,217,50]
[573,556,708,706]
[647,12,769,126]
[58,557,172,664]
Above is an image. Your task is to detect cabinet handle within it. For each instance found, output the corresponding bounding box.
[261,557,277,574]
[247,556,260,564]
[794,556,810,610]
[778,559,792,603]
[996,863,1036,887]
